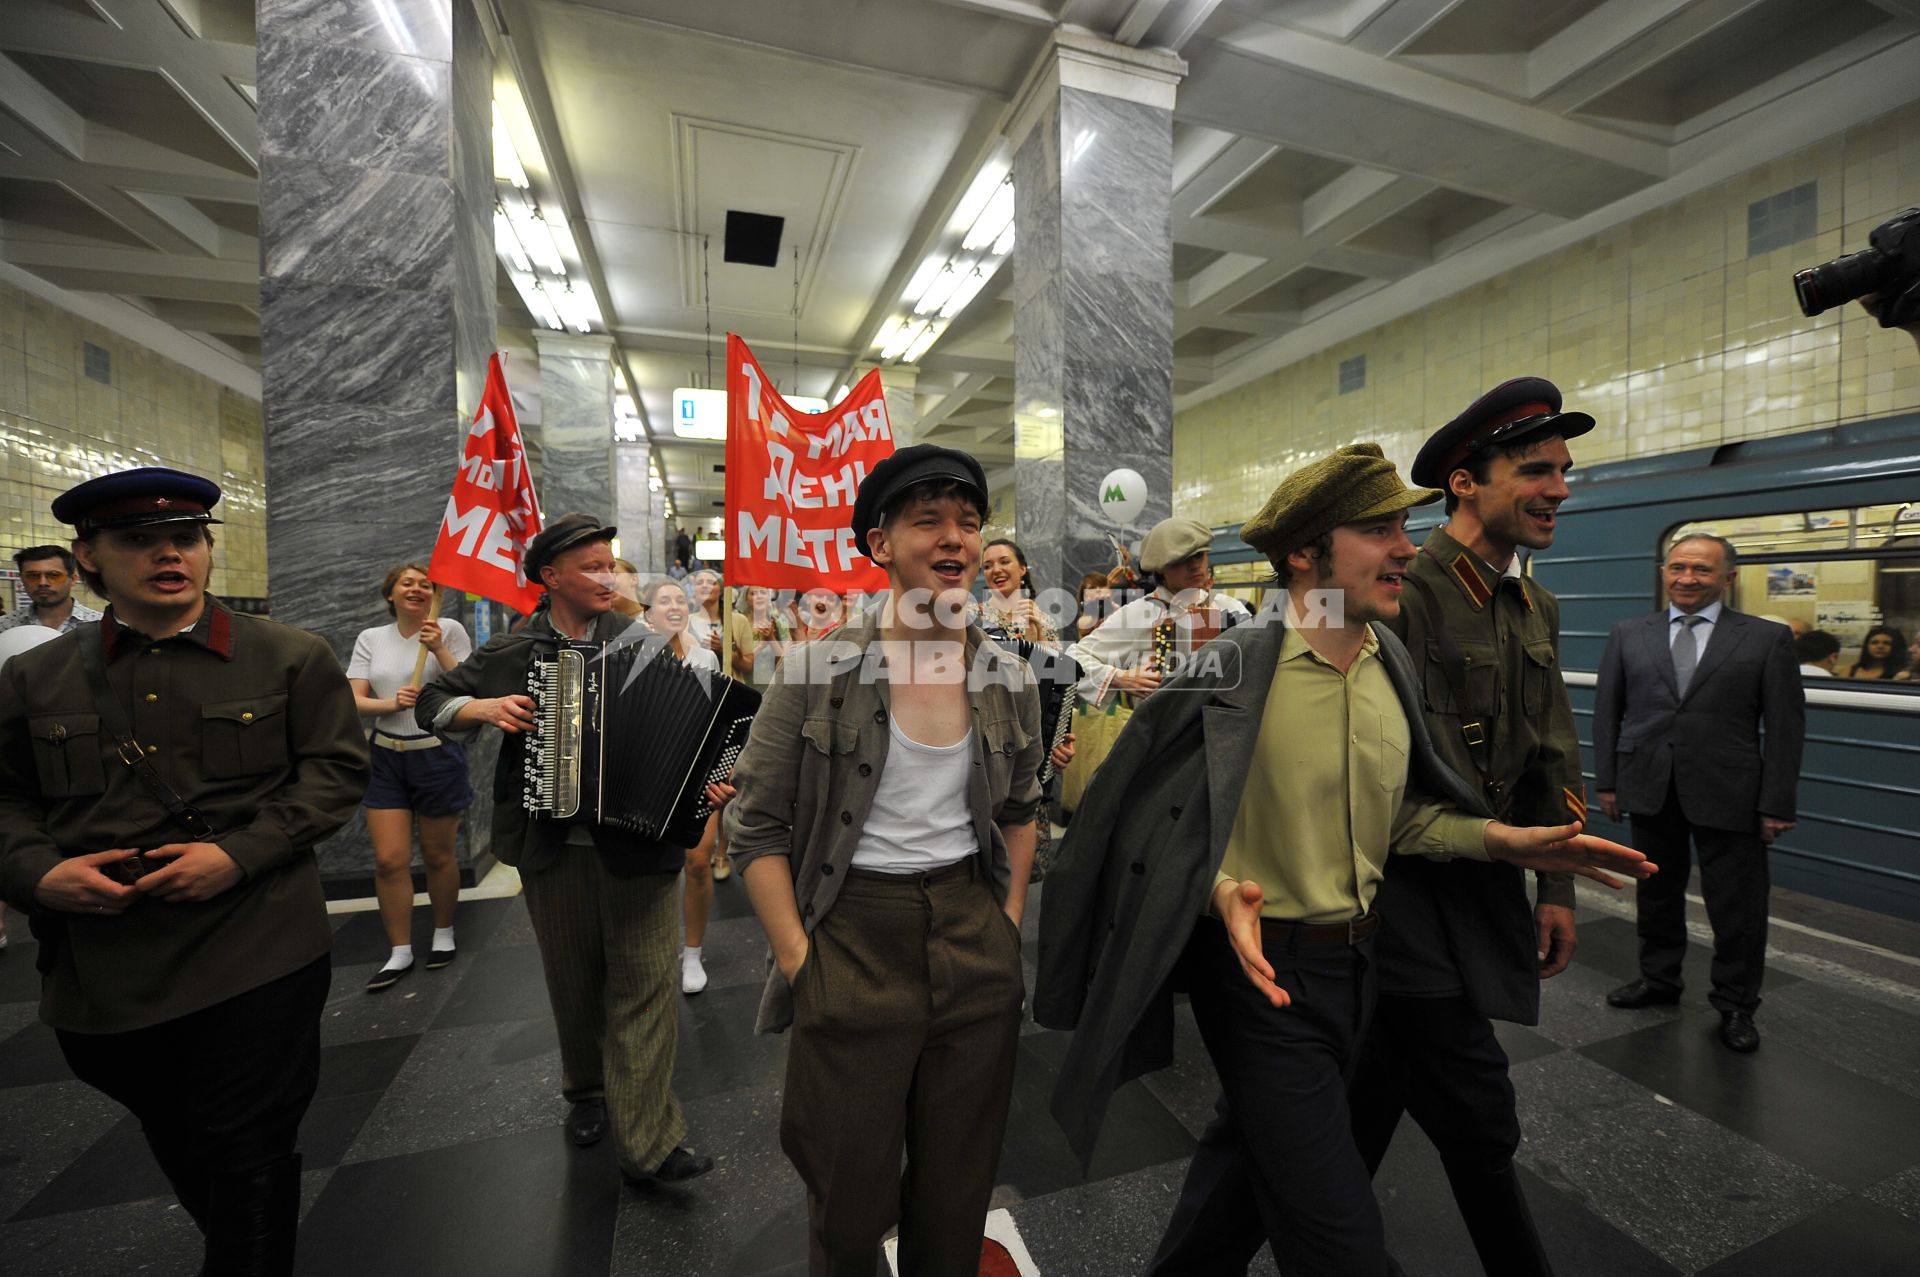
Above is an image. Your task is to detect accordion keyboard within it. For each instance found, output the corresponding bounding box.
[524,646,585,820]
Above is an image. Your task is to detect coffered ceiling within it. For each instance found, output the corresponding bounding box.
[4,0,1918,526]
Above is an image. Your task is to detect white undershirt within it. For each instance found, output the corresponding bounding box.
[849,719,979,874]
[347,619,472,736]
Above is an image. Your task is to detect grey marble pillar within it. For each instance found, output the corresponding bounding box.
[534,333,615,523]
[1011,31,1183,593]
[258,0,498,884]
[855,362,918,449]
[615,439,656,574]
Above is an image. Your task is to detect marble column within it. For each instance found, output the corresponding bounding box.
[855,361,918,448]
[1010,30,1184,592]
[258,0,497,882]
[534,332,615,522]
[615,439,656,574]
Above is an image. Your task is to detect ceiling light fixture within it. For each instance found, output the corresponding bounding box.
[903,322,942,364]
[501,194,565,276]
[913,264,963,316]
[554,282,601,334]
[880,319,926,362]
[506,272,564,331]
[950,151,1012,235]
[492,101,530,189]
[939,266,992,320]
[493,206,531,273]
[991,221,1016,256]
[961,178,1015,252]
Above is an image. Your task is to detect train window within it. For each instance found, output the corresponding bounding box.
[1665,502,1920,687]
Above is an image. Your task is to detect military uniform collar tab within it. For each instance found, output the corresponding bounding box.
[99,597,232,661]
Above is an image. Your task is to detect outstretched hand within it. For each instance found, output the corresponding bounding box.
[1485,820,1654,887]
[1212,878,1289,1009]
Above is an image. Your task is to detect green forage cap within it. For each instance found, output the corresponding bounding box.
[1239,443,1440,561]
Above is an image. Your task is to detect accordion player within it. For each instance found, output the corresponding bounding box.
[521,637,761,849]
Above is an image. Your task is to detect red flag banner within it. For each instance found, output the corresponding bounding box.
[427,351,545,615]
[723,334,894,593]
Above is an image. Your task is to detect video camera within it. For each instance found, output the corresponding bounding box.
[1794,206,1920,327]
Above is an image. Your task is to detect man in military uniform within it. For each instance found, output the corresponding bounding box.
[0,467,367,1274]
[1349,378,1596,1274]
[415,513,713,1187]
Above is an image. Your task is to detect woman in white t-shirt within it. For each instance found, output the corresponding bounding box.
[640,577,724,996]
[346,563,474,993]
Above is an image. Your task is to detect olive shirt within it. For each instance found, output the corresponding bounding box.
[722,608,1045,1033]
[1217,625,1493,923]
[0,599,367,1033]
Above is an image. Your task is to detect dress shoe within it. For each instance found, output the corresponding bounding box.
[1606,978,1680,1009]
[568,1098,608,1147]
[1720,1010,1760,1053]
[710,854,732,882]
[625,1145,715,1186]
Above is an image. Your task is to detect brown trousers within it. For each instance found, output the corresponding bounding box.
[521,843,686,1176]
[782,857,1026,1277]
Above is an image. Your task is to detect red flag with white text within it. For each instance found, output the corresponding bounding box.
[426,352,545,614]
[723,334,893,594]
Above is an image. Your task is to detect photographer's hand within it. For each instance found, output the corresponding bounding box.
[1861,292,1920,356]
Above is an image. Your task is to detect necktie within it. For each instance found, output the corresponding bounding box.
[1673,615,1705,697]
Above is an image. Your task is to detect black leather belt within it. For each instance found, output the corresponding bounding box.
[1258,912,1380,946]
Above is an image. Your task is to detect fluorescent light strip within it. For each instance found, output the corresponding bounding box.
[903,322,942,363]
[913,264,963,316]
[880,320,925,361]
[962,179,1015,252]
[493,207,531,273]
[492,102,530,189]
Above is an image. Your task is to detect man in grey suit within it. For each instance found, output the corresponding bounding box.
[1037,444,1653,1276]
[1593,532,1805,1053]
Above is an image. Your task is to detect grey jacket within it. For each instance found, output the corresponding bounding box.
[723,609,1045,1033]
[1592,608,1804,829]
[1033,617,1486,1163]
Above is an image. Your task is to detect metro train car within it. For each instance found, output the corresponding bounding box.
[1208,413,1920,923]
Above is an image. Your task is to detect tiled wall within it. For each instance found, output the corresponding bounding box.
[0,279,266,610]
[1174,100,1920,529]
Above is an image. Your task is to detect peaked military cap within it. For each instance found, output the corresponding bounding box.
[1410,376,1594,490]
[51,466,224,534]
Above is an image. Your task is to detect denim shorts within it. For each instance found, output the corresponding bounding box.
[362,735,473,817]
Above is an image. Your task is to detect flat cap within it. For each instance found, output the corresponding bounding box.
[51,466,223,534]
[525,512,616,580]
[1410,376,1594,489]
[1241,443,1439,561]
[1139,517,1213,573]
[851,444,989,563]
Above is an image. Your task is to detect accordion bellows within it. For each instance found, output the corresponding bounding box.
[523,639,761,849]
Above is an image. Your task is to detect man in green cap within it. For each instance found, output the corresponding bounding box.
[1036,444,1653,1276]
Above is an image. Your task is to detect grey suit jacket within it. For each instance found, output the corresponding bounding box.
[1033,617,1485,1163]
[1591,608,1804,830]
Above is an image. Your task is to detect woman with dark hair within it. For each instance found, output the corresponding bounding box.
[1841,625,1909,680]
[974,538,1075,875]
[639,578,724,994]
[347,563,473,991]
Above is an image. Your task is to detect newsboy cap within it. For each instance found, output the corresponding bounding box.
[1410,376,1594,489]
[850,444,989,563]
[1138,517,1214,573]
[525,512,617,580]
[1240,443,1439,561]
[51,466,224,534]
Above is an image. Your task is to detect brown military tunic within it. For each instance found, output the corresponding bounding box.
[0,598,368,1032]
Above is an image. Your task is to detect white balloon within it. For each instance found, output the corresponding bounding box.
[1097,468,1148,527]
[0,624,60,668]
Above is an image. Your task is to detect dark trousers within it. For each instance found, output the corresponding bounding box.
[1630,782,1770,1014]
[781,859,1025,1277]
[57,955,330,1270]
[1350,994,1552,1276]
[1148,919,1386,1277]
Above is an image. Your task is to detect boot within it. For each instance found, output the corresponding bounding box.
[201,1153,302,1276]
[1443,1160,1554,1277]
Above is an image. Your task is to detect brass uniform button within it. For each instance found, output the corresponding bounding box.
[145,693,158,702]
[240,711,254,722]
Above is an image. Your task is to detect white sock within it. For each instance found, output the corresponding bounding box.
[684,946,702,960]
[383,944,414,971]
[431,927,456,951]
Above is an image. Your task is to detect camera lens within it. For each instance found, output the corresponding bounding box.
[1793,247,1891,317]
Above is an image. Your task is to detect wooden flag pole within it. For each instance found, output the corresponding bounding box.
[408,586,444,688]
[720,579,734,679]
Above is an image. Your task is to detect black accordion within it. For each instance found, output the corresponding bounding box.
[521,640,760,848]
[985,629,1081,786]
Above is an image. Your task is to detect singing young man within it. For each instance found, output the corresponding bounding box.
[723,444,1044,1276]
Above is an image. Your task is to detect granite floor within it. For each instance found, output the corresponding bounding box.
[1,872,1917,1275]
